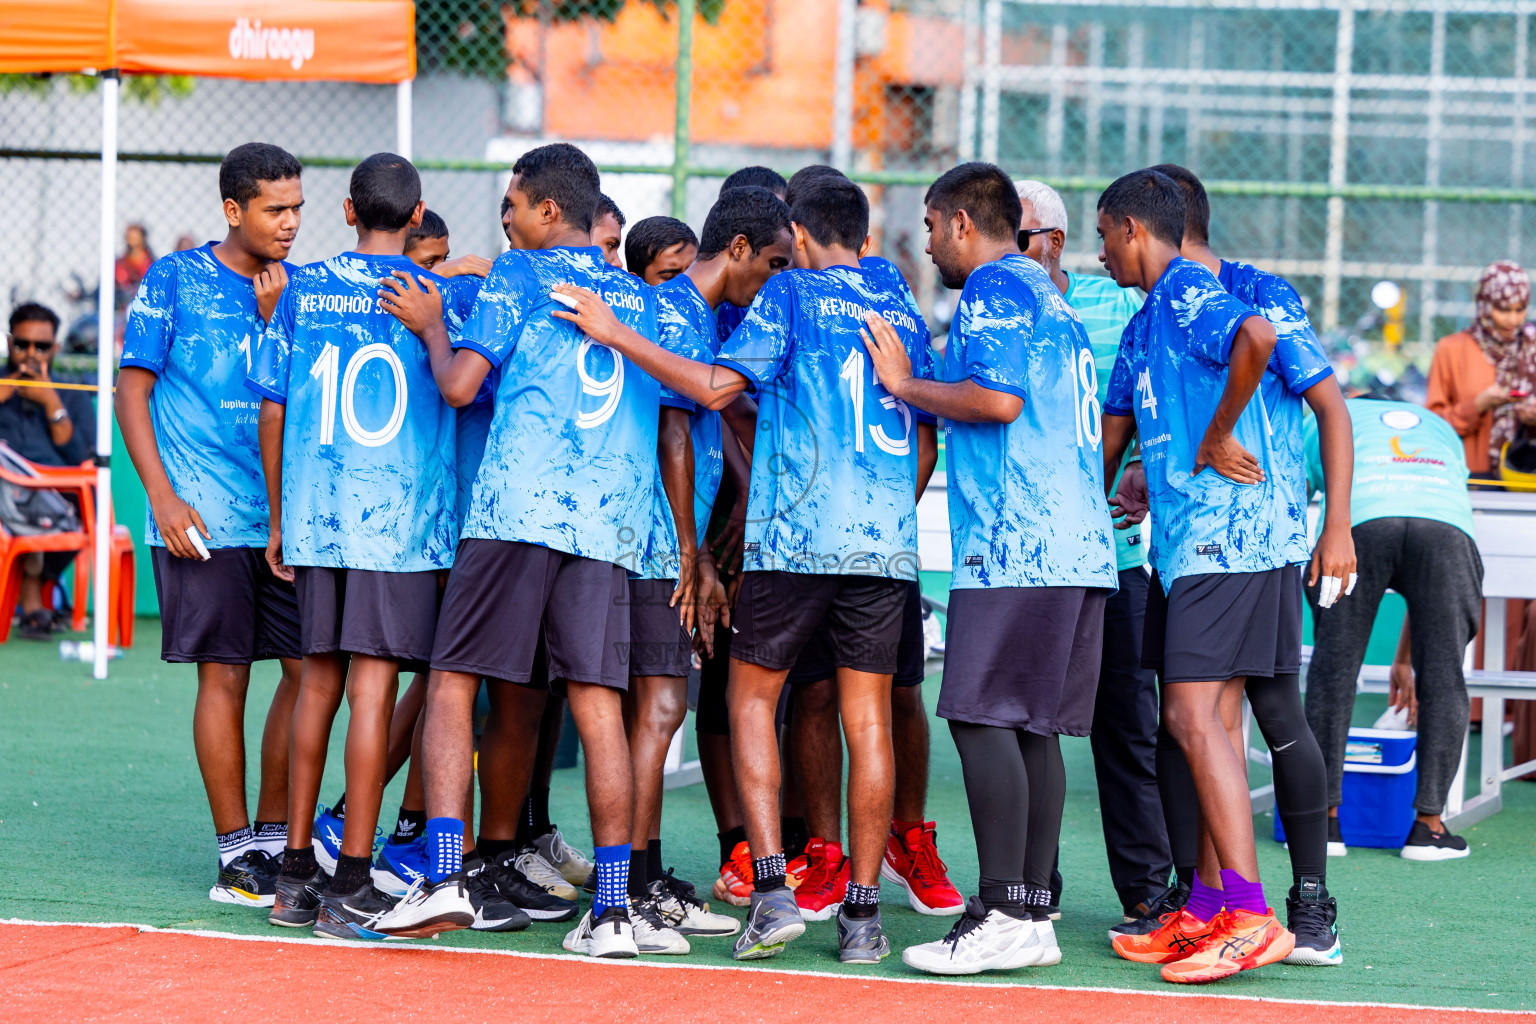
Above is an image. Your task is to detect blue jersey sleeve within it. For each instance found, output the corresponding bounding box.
[1104,323,1137,416]
[441,274,485,341]
[655,288,712,411]
[1254,275,1333,395]
[457,254,533,368]
[120,258,177,374]
[246,285,295,404]
[1171,263,1257,368]
[956,265,1034,400]
[716,275,793,391]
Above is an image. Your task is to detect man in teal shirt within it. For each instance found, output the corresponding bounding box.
[1303,397,1481,861]
[1015,180,1175,925]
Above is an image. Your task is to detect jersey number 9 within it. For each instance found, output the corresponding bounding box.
[576,339,625,430]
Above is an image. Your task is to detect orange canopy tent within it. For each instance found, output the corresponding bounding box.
[0,0,416,676]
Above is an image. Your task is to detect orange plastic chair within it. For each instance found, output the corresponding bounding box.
[0,455,135,646]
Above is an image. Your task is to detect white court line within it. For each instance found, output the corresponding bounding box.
[3,917,1530,1016]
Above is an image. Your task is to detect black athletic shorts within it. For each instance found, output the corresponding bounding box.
[152,546,300,665]
[294,565,441,670]
[628,578,693,678]
[431,539,630,691]
[938,586,1109,736]
[1142,566,1303,684]
[786,579,926,687]
[732,570,905,674]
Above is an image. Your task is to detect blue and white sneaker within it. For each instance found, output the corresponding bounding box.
[312,807,346,874]
[313,882,395,940]
[372,837,428,898]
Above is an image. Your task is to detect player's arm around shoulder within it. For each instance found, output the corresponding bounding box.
[379,265,490,408]
[551,282,749,412]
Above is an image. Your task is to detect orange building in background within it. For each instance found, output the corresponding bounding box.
[506,0,966,163]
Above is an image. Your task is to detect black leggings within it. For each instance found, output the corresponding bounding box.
[949,722,1065,898]
[1157,672,1330,881]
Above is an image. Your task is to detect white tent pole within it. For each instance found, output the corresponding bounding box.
[93,71,119,680]
[396,79,413,161]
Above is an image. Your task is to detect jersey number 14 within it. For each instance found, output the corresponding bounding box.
[310,342,409,448]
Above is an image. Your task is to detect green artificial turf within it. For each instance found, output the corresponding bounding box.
[1,622,1533,1010]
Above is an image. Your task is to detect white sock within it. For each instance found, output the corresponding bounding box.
[252,822,287,858]
[217,825,255,867]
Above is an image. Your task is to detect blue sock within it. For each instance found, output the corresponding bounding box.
[425,818,464,885]
[592,843,631,918]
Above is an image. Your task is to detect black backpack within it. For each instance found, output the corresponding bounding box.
[0,443,81,537]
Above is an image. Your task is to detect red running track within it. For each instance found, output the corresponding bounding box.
[3,923,1531,1024]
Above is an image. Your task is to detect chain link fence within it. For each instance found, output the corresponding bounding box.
[5,0,1535,390]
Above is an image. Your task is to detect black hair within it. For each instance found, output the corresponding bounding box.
[219,142,302,207]
[511,142,602,234]
[404,208,448,254]
[349,152,421,233]
[595,193,626,231]
[721,165,788,198]
[923,162,1022,243]
[789,175,868,250]
[698,186,792,260]
[1097,169,1186,248]
[784,164,846,207]
[625,217,699,276]
[1148,164,1210,244]
[8,302,59,335]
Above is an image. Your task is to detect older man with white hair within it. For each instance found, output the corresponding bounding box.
[1014,180,1183,932]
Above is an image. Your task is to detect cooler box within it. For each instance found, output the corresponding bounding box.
[1274,728,1417,848]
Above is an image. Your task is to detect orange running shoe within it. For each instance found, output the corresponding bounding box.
[794,838,849,921]
[711,841,754,908]
[1110,909,1218,964]
[786,853,810,890]
[1160,907,1295,984]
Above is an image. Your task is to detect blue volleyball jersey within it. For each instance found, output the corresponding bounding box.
[1104,258,1310,590]
[121,244,293,549]
[442,275,493,527]
[246,252,457,572]
[943,254,1117,590]
[715,264,935,579]
[454,246,661,569]
[639,275,723,580]
[1218,259,1335,549]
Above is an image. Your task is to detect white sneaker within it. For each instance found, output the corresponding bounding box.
[901,897,1044,976]
[631,896,691,954]
[649,876,740,937]
[563,906,639,958]
[534,827,595,888]
[514,845,578,900]
[374,875,475,939]
[1033,917,1061,966]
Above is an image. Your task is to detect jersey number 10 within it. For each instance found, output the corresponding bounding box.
[310,342,409,448]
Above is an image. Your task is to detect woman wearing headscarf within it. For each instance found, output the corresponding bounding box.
[1427,260,1536,475]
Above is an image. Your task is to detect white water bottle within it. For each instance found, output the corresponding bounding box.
[59,641,123,662]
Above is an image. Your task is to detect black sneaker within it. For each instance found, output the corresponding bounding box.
[1108,878,1190,938]
[269,865,328,927]
[1327,816,1348,857]
[210,850,279,908]
[467,858,531,932]
[489,850,580,921]
[1400,820,1470,861]
[314,882,395,940]
[582,868,597,895]
[1282,877,1342,966]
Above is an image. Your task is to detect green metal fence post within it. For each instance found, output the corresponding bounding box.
[672,0,696,221]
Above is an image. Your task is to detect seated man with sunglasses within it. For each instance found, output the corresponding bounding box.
[0,302,95,638]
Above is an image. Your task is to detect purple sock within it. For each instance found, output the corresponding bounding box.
[1220,869,1267,915]
[1185,871,1224,922]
